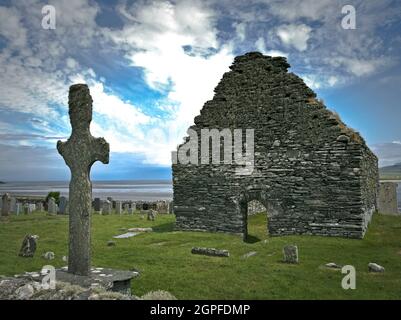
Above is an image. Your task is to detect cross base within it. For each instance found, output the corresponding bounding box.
[57,267,139,296]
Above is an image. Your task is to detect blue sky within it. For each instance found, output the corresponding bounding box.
[0,0,401,181]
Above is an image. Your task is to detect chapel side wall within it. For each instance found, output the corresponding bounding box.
[173,144,367,238]
[359,147,379,233]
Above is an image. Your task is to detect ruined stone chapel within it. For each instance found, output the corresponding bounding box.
[172,52,378,239]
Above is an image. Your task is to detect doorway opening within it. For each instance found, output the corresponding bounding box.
[244,199,268,243]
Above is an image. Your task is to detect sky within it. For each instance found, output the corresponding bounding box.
[0,0,400,181]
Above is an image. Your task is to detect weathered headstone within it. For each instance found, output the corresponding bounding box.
[57,84,110,276]
[1,193,10,216]
[123,203,129,213]
[128,207,134,215]
[102,200,112,215]
[378,182,399,215]
[37,202,44,212]
[10,197,16,214]
[147,210,157,221]
[156,201,169,213]
[19,235,39,257]
[59,196,68,215]
[29,203,36,212]
[94,198,101,212]
[15,203,22,215]
[23,204,31,215]
[168,201,173,214]
[283,245,299,264]
[48,197,57,215]
[115,201,122,214]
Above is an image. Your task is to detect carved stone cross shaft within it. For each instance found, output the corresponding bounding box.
[57,84,109,276]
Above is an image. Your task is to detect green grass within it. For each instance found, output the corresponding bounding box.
[1,212,401,299]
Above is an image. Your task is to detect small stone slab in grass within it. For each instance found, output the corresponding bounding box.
[113,232,138,239]
[325,262,342,269]
[191,247,229,257]
[242,251,257,259]
[368,263,385,273]
[127,227,153,233]
[283,245,298,264]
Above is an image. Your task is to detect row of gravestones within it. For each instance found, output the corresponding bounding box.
[93,198,173,215]
[0,193,44,216]
[46,196,69,215]
[1,193,172,216]
[0,193,69,216]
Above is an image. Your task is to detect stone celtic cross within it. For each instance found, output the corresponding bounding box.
[57,84,109,276]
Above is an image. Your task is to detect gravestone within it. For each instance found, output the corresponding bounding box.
[1,193,10,216]
[59,196,68,215]
[19,235,39,257]
[283,245,299,264]
[10,197,16,214]
[368,262,385,273]
[57,84,110,276]
[156,201,169,213]
[147,210,156,221]
[191,247,230,257]
[123,203,129,213]
[37,202,44,212]
[24,204,32,215]
[102,200,112,215]
[48,197,57,214]
[94,198,101,212]
[15,203,21,215]
[128,207,134,215]
[378,182,399,215]
[168,201,173,214]
[0,196,2,210]
[29,203,36,212]
[115,201,122,214]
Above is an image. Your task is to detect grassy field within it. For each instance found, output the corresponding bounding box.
[0,211,401,299]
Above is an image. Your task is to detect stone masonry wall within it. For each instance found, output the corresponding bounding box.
[172,52,379,239]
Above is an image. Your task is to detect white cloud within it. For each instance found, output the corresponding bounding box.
[106,0,235,164]
[370,142,401,167]
[255,37,288,57]
[267,0,333,21]
[0,6,27,48]
[276,24,312,51]
[345,59,380,77]
[301,74,321,90]
[328,76,338,87]
[234,22,246,42]
[329,56,389,77]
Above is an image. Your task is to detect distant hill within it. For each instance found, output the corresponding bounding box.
[380,163,401,179]
[0,181,5,184]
